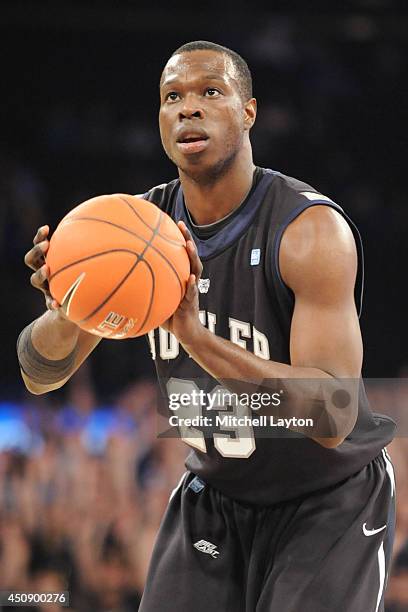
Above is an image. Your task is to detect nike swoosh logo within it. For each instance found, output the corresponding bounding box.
[60,272,86,317]
[362,522,387,537]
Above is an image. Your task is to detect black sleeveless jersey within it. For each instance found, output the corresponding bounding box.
[142,167,396,506]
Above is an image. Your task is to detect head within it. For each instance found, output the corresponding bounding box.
[159,41,257,184]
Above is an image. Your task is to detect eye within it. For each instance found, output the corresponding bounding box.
[205,88,221,98]
[165,91,180,102]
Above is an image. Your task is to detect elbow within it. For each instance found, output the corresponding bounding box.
[314,410,356,448]
[23,378,48,395]
[314,436,346,449]
[20,370,57,395]
[316,401,358,449]
[313,417,356,448]
[312,435,344,448]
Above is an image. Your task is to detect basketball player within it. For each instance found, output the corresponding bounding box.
[18,42,396,611]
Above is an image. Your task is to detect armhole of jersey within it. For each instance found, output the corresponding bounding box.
[272,199,365,318]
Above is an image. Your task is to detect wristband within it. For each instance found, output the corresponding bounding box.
[17,321,78,384]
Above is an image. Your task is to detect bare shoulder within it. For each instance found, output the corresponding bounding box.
[279,205,358,296]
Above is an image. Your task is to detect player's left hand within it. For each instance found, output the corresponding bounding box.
[161,221,204,346]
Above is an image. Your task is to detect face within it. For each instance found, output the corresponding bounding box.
[159,50,256,182]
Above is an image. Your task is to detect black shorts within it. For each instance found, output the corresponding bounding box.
[140,449,395,612]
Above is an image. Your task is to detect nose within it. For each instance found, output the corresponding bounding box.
[178,94,204,121]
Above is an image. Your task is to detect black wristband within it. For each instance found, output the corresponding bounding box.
[17,321,78,384]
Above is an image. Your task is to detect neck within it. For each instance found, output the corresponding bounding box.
[179,141,256,225]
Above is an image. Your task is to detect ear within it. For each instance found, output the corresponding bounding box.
[244,98,257,130]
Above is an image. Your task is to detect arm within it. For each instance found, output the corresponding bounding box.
[20,314,101,395]
[281,205,362,380]
[167,211,362,448]
[18,225,101,395]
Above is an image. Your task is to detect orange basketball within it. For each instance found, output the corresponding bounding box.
[46,194,190,339]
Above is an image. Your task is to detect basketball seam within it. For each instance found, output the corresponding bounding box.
[79,209,162,327]
[119,196,185,247]
[78,254,144,324]
[60,216,184,294]
[130,211,162,334]
[118,196,156,232]
[49,249,143,281]
[143,209,185,305]
[133,258,155,335]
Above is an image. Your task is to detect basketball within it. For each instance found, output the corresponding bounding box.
[46,194,190,339]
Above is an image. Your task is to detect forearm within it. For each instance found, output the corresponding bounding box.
[18,313,101,394]
[31,310,80,359]
[181,328,358,447]
[17,311,80,394]
[183,326,332,382]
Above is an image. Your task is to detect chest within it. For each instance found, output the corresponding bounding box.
[148,236,278,365]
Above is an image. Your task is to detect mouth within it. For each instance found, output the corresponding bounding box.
[176,133,210,155]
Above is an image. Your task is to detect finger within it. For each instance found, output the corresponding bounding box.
[24,241,49,271]
[186,240,203,280]
[177,220,193,243]
[24,249,38,271]
[30,264,49,290]
[33,225,49,246]
[177,222,202,278]
[46,295,60,311]
[184,274,197,303]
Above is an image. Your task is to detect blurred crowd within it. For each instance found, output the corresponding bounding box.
[0,376,407,610]
[0,375,188,611]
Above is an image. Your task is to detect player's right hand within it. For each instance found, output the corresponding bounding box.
[24,225,60,311]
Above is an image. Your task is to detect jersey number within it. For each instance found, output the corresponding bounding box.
[166,378,256,459]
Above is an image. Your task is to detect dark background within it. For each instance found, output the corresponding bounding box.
[1,0,407,400]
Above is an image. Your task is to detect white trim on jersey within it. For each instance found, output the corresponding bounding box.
[372,447,396,611]
[169,471,187,502]
[300,191,335,204]
[382,448,396,497]
[375,541,386,612]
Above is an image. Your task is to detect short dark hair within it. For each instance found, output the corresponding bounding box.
[166,40,253,101]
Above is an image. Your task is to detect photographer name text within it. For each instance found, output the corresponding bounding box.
[168,415,314,428]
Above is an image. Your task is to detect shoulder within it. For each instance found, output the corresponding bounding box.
[262,168,341,218]
[283,204,356,254]
[280,205,358,297]
[264,168,356,260]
